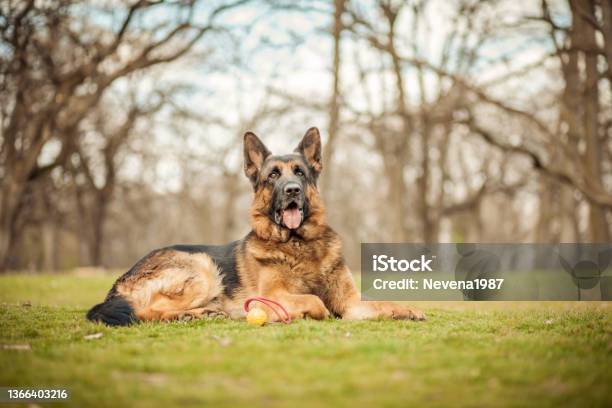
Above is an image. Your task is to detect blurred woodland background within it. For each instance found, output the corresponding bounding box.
[1,0,612,272]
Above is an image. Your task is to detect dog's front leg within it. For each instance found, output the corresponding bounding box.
[342,299,426,321]
[255,268,330,321]
[257,291,330,321]
[327,265,426,321]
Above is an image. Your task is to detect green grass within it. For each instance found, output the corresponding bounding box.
[0,273,611,408]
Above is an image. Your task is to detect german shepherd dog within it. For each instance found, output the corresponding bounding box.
[87,128,425,325]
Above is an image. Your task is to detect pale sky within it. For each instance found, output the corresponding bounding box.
[90,0,563,193]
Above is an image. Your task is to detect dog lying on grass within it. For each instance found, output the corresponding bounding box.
[87,128,425,325]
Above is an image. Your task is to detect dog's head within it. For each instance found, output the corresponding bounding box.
[244,127,327,241]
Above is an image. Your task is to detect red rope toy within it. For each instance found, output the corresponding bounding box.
[243,296,292,324]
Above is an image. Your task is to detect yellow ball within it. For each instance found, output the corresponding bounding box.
[246,308,268,326]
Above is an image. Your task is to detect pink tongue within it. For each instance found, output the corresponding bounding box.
[282,208,301,229]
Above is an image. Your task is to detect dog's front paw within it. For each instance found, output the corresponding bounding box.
[369,301,426,321]
[303,297,331,320]
[392,306,426,321]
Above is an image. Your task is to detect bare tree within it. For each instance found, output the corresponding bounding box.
[0,0,247,270]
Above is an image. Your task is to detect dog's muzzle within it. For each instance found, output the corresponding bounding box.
[273,182,305,230]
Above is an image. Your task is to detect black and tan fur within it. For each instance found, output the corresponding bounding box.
[87,128,425,325]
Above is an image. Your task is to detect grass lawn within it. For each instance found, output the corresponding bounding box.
[0,273,611,408]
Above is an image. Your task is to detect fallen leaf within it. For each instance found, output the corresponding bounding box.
[84,332,103,340]
[212,335,232,347]
[141,373,168,386]
[2,344,31,351]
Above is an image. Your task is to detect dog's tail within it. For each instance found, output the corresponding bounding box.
[86,297,138,326]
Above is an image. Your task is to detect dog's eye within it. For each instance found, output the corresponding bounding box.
[268,170,280,180]
[294,168,304,177]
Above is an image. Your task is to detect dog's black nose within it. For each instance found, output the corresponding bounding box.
[284,182,301,196]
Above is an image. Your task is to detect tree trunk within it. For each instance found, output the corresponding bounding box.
[419,123,432,242]
[221,171,241,242]
[321,0,345,197]
[572,0,609,241]
[536,178,555,242]
[559,186,580,242]
[0,179,27,271]
[386,160,410,241]
[90,193,109,267]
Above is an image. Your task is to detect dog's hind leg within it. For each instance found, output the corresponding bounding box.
[113,250,224,323]
[141,307,210,322]
[140,303,227,322]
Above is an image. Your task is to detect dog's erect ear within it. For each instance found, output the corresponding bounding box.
[244,132,271,184]
[295,127,322,177]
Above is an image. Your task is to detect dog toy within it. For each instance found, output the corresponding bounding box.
[243,296,292,326]
[246,308,268,326]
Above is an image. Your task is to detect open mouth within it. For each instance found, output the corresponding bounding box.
[275,201,304,230]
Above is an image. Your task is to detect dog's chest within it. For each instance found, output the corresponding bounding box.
[283,238,339,290]
[254,238,333,289]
